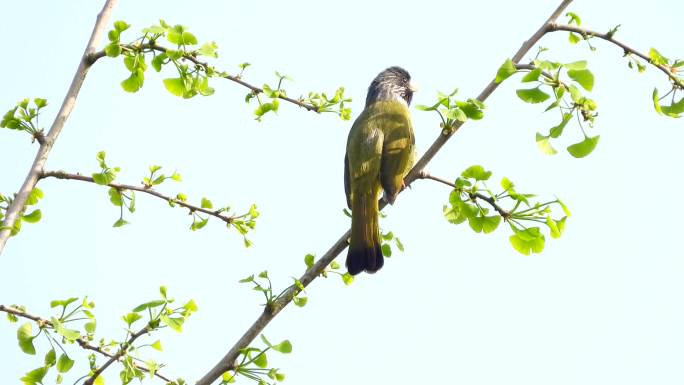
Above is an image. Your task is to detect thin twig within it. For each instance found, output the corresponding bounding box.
[548,23,684,89]
[194,2,574,384]
[0,304,172,383]
[90,43,319,112]
[83,326,150,385]
[0,0,118,254]
[417,171,510,219]
[40,170,238,224]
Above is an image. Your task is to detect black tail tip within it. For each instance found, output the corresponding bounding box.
[346,244,384,275]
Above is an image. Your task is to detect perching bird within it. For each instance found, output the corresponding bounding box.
[344,66,417,275]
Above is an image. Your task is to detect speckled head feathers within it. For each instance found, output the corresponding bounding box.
[365,66,416,107]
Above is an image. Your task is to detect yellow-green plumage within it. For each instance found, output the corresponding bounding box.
[345,83,416,275]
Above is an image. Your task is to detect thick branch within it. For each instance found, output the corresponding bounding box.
[40,170,238,223]
[548,23,684,89]
[0,0,118,254]
[91,43,319,112]
[417,171,510,218]
[0,304,172,383]
[195,2,573,384]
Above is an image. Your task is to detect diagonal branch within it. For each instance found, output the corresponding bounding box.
[194,1,574,384]
[40,170,239,224]
[0,0,118,255]
[548,23,684,89]
[0,304,172,383]
[84,325,150,385]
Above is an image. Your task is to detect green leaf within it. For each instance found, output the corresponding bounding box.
[304,254,315,268]
[201,197,213,209]
[293,296,308,307]
[516,88,550,104]
[648,48,669,66]
[132,299,166,312]
[85,320,97,334]
[22,209,41,223]
[509,227,545,255]
[26,188,44,205]
[546,216,561,239]
[151,53,167,72]
[108,188,123,206]
[45,349,56,366]
[121,69,145,93]
[535,133,557,155]
[461,165,492,181]
[521,68,542,83]
[17,323,36,355]
[446,107,467,122]
[50,297,78,308]
[20,367,47,384]
[660,97,684,117]
[93,375,105,385]
[113,218,129,227]
[567,135,600,158]
[191,218,208,231]
[52,318,80,341]
[160,314,184,332]
[564,60,587,70]
[104,43,121,57]
[198,41,218,58]
[163,78,186,97]
[568,32,580,44]
[566,12,581,26]
[341,273,354,286]
[272,340,292,354]
[652,88,663,115]
[381,243,392,257]
[56,353,74,373]
[567,69,594,91]
[181,31,198,45]
[151,340,163,351]
[549,113,572,138]
[122,312,142,326]
[114,20,130,31]
[495,58,517,83]
[253,352,268,368]
[482,215,501,234]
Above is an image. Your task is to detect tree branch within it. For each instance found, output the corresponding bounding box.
[548,23,684,89]
[417,171,510,219]
[0,304,172,383]
[83,325,150,385]
[0,0,118,254]
[90,43,320,112]
[195,1,574,384]
[40,170,239,224]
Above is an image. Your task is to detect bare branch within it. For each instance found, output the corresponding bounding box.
[548,23,684,89]
[40,170,238,224]
[0,0,118,254]
[0,304,172,383]
[195,2,574,384]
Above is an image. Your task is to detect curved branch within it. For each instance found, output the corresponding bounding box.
[40,170,238,224]
[548,23,684,88]
[0,304,172,383]
[90,43,319,112]
[195,1,574,384]
[0,0,118,254]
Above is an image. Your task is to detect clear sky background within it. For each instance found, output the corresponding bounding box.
[2,1,683,384]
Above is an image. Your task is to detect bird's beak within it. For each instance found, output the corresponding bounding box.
[409,81,419,93]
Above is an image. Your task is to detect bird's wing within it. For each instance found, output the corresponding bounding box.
[379,104,415,203]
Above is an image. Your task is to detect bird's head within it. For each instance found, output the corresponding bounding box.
[365,66,418,107]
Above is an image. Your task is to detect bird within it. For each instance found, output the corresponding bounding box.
[344,66,417,275]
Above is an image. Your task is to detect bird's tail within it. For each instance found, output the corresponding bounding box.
[346,192,383,275]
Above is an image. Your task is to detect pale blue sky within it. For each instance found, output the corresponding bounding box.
[2,1,683,384]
